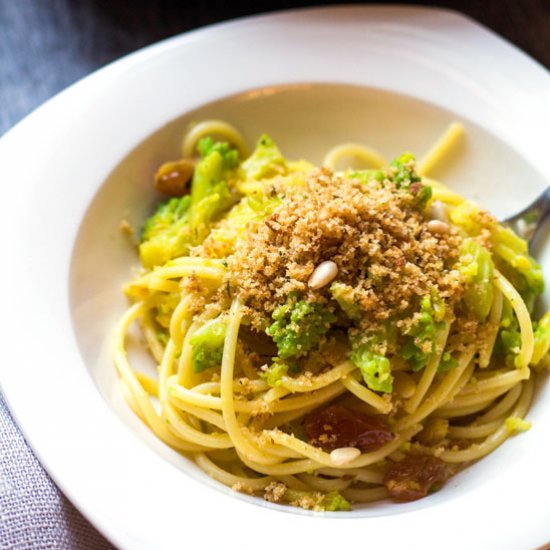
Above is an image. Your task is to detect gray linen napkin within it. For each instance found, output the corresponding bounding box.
[0,392,115,550]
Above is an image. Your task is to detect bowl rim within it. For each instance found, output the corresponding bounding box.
[1,5,549,550]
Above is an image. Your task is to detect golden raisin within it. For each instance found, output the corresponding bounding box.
[384,455,448,501]
[154,159,194,196]
[304,405,393,452]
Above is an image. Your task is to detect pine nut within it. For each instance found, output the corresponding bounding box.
[428,200,448,222]
[427,219,450,235]
[393,371,417,399]
[308,260,338,289]
[330,446,361,466]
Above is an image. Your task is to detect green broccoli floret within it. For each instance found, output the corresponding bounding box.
[139,138,239,267]
[493,299,548,370]
[189,138,240,243]
[493,299,522,368]
[390,152,421,186]
[401,293,445,371]
[197,137,239,171]
[319,491,351,512]
[203,191,282,257]
[500,328,522,368]
[492,226,544,312]
[330,281,361,320]
[459,238,495,321]
[450,201,488,236]
[350,345,393,393]
[532,311,550,365]
[142,196,191,241]
[401,342,429,372]
[437,351,458,373]
[261,360,289,387]
[500,297,515,329]
[241,134,287,180]
[346,169,385,184]
[189,318,227,373]
[493,225,544,292]
[139,195,192,267]
[156,331,169,345]
[411,183,432,210]
[245,193,282,218]
[267,297,336,359]
[388,153,431,210]
[451,204,543,312]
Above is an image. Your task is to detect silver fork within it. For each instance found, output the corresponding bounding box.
[502,187,550,246]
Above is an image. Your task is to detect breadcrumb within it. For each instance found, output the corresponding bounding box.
[228,168,464,333]
[264,481,287,503]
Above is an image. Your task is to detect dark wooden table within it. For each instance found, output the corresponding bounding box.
[0,1,548,548]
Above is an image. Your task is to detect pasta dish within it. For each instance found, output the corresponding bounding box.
[115,120,550,511]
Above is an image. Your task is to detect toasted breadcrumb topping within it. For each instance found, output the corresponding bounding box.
[228,168,464,332]
[264,481,287,503]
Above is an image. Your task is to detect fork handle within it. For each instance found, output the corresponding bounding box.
[504,186,550,243]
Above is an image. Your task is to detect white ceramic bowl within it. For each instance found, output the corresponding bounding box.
[1,6,549,550]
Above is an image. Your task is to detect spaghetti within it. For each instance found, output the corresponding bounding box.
[115,120,550,511]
